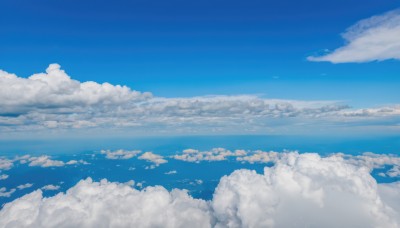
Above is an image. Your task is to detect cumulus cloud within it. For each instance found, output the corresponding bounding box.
[1,152,400,227]
[0,174,9,180]
[173,148,248,163]
[138,152,168,166]
[17,183,33,190]
[0,158,13,170]
[100,149,141,160]
[28,156,65,168]
[41,185,60,191]
[2,64,397,135]
[0,178,212,227]
[0,188,15,198]
[308,9,400,63]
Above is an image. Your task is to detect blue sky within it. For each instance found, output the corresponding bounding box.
[1,0,399,104]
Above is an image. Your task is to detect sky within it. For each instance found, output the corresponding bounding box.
[0,0,400,137]
[1,1,400,227]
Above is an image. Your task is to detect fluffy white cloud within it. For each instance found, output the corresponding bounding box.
[100,149,141,160]
[138,152,168,166]
[0,158,13,170]
[308,9,400,63]
[28,156,65,168]
[1,153,400,227]
[0,174,9,180]
[0,178,212,227]
[0,188,15,198]
[41,185,60,191]
[2,64,397,135]
[165,170,177,175]
[173,148,248,163]
[17,183,33,190]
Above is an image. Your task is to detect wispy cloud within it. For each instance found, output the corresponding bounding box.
[308,9,400,63]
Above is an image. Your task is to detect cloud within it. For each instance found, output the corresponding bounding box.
[0,158,13,170]
[308,9,400,63]
[1,152,400,227]
[28,156,65,168]
[0,174,9,180]
[0,178,212,227]
[3,64,398,135]
[100,149,141,160]
[165,170,177,175]
[138,152,168,166]
[17,183,33,190]
[173,148,248,163]
[0,188,15,198]
[41,185,60,191]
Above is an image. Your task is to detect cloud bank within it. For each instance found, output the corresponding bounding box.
[308,9,400,63]
[1,64,398,135]
[1,152,399,227]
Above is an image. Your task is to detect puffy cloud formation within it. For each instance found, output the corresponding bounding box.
[308,9,400,63]
[0,174,9,180]
[1,64,398,134]
[138,152,168,166]
[165,170,177,175]
[41,185,60,191]
[0,63,150,116]
[17,183,33,190]
[100,149,141,160]
[0,188,15,198]
[0,178,212,227]
[1,152,400,227]
[0,158,13,170]
[173,148,247,163]
[28,156,65,168]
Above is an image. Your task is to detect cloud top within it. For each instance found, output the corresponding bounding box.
[1,152,399,227]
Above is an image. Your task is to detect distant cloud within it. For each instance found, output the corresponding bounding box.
[308,9,400,63]
[138,152,167,167]
[1,153,400,227]
[100,149,141,160]
[41,185,60,191]
[28,156,65,168]
[0,64,398,135]
[0,158,13,170]
[0,174,9,180]
[0,188,15,198]
[173,148,247,163]
[165,170,177,175]
[17,183,33,190]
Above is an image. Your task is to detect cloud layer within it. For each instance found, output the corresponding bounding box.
[1,64,398,135]
[1,152,399,227]
[308,9,400,63]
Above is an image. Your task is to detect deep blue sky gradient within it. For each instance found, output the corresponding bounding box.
[1,0,399,106]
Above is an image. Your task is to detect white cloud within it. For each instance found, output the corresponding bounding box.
[28,156,65,168]
[100,149,141,160]
[17,183,33,190]
[0,174,9,180]
[0,188,15,198]
[41,185,60,191]
[138,152,168,166]
[165,170,177,175]
[3,64,395,135]
[0,178,212,227]
[173,148,248,163]
[0,158,13,170]
[1,153,400,227]
[308,9,400,63]
[65,159,90,165]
